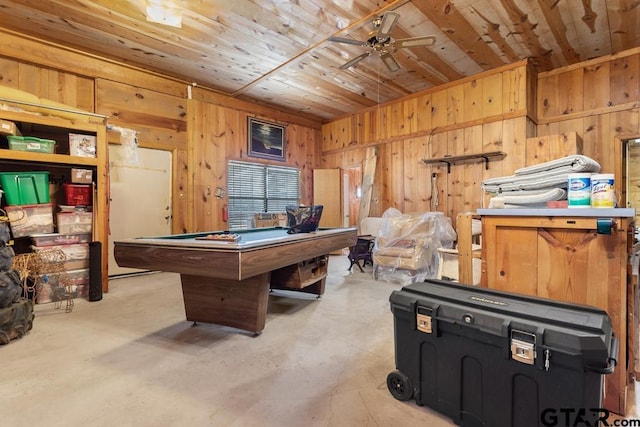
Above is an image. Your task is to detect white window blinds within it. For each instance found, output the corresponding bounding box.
[227,160,300,230]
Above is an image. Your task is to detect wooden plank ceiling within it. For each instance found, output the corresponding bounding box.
[0,0,638,123]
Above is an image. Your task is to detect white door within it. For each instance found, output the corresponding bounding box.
[108,145,172,277]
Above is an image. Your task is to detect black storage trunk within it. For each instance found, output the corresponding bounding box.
[387,279,618,427]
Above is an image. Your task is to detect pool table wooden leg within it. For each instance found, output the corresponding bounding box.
[179,273,270,334]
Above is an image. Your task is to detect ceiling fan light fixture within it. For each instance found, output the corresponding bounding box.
[146,2,183,28]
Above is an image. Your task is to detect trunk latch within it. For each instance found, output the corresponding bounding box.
[511,330,536,365]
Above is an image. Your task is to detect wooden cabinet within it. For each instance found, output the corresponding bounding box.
[0,108,109,292]
[479,208,635,415]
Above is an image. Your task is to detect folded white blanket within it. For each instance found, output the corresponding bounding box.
[513,154,600,176]
[481,155,600,193]
[487,188,566,208]
[499,188,567,204]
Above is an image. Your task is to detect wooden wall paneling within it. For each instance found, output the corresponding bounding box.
[595,113,612,169]
[607,111,640,174]
[583,62,611,111]
[526,62,538,120]
[556,131,584,159]
[390,140,405,210]
[482,121,504,155]
[0,57,19,86]
[353,112,367,146]
[96,79,187,132]
[610,54,640,106]
[368,108,379,141]
[501,117,527,177]
[463,124,484,212]
[319,151,339,169]
[359,146,378,221]
[525,134,549,167]
[403,137,423,214]
[172,147,189,233]
[556,69,584,115]
[390,101,404,137]
[375,143,392,212]
[463,78,483,122]
[447,128,465,220]
[628,143,640,211]
[503,65,527,114]
[378,104,390,139]
[429,131,449,214]
[47,70,93,112]
[16,62,48,99]
[537,73,559,120]
[0,30,188,99]
[341,146,364,169]
[555,120,585,156]
[288,124,307,204]
[0,58,95,111]
[323,117,350,151]
[199,103,228,231]
[482,72,503,118]
[320,122,333,152]
[403,97,418,135]
[344,167,361,227]
[447,85,464,125]
[414,139,433,214]
[415,92,432,133]
[431,89,448,129]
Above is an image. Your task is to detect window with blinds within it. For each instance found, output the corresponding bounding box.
[227,160,300,230]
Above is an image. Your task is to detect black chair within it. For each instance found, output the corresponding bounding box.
[348,235,375,272]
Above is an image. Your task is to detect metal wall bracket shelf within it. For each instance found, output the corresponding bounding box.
[420,151,505,173]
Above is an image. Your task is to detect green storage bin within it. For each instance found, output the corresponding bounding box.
[0,171,50,205]
[7,135,56,153]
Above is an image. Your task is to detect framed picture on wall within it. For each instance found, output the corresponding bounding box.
[247,117,286,161]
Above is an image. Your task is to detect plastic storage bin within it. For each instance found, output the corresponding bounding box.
[63,183,92,206]
[0,171,50,205]
[35,268,90,304]
[387,280,617,426]
[31,232,91,247]
[7,135,56,153]
[56,212,92,234]
[69,133,96,157]
[32,243,89,271]
[5,203,54,237]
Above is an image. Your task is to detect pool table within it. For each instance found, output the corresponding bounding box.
[114,227,357,334]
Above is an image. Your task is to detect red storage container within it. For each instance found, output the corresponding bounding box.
[63,183,92,206]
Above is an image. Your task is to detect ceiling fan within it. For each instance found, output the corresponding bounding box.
[328,11,436,72]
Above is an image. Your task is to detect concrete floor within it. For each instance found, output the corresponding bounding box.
[1,255,637,426]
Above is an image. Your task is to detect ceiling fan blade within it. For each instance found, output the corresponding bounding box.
[328,36,368,47]
[380,52,400,72]
[376,11,399,41]
[340,52,371,69]
[393,36,436,49]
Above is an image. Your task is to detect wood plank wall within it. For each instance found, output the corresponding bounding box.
[321,47,640,229]
[0,30,322,234]
[320,60,536,227]
[2,28,639,235]
[536,47,640,225]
